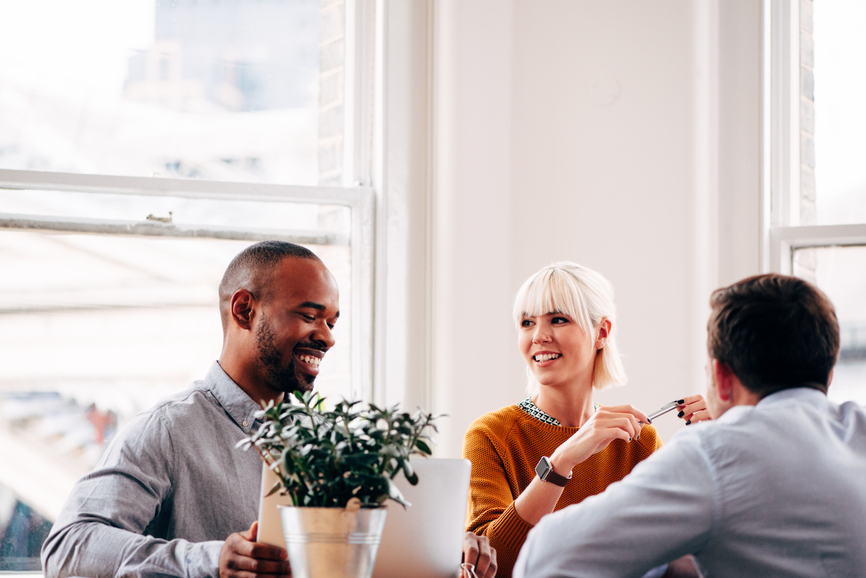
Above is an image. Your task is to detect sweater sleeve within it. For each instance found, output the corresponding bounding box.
[462,421,533,578]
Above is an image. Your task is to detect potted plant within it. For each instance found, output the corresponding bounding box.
[237,391,439,578]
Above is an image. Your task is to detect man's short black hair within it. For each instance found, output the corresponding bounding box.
[707,273,840,397]
[218,241,318,333]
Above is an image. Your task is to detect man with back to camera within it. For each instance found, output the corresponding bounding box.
[42,241,498,578]
[513,273,866,578]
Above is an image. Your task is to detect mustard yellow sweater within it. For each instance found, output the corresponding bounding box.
[462,403,662,578]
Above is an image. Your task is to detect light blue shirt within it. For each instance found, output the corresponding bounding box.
[514,388,866,578]
[41,362,264,578]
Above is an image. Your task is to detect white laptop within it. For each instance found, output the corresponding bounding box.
[256,458,472,578]
[372,458,471,578]
[255,463,293,547]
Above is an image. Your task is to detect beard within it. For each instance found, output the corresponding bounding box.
[255,316,315,395]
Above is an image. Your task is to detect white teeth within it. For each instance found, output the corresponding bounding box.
[534,353,561,362]
[299,354,321,368]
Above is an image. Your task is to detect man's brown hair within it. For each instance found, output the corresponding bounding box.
[707,273,839,397]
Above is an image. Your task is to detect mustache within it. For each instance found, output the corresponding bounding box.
[294,340,329,352]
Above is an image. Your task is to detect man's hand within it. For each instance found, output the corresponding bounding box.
[462,532,497,578]
[220,521,292,578]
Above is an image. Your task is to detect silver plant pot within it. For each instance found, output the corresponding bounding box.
[279,502,388,578]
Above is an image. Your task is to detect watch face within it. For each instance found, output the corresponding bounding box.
[535,456,550,480]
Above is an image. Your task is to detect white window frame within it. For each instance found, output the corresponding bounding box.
[764,0,866,273]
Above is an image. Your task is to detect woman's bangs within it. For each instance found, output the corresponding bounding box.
[517,272,590,332]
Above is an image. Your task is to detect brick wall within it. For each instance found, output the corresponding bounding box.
[794,0,817,282]
[318,0,345,187]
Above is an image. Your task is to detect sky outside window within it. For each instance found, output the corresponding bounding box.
[813,1,866,224]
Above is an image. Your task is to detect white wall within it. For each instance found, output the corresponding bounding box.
[426,0,762,457]
[431,0,520,456]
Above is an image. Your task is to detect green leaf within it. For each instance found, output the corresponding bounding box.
[402,464,419,485]
[238,396,441,508]
[386,477,411,508]
[265,479,282,498]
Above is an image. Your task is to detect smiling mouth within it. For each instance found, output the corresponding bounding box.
[533,353,561,362]
[297,354,322,368]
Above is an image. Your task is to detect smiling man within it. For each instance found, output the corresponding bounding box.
[42,241,496,578]
[41,242,337,578]
[217,242,339,407]
[513,273,866,578]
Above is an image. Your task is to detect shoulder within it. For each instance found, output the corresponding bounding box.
[617,423,716,491]
[135,382,216,427]
[465,405,526,440]
[149,381,213,414]
[683,390,860,461]
[636,423,663,452]
[462,406,532,456]
[110,384,213,446]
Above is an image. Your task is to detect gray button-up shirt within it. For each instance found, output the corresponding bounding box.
[41,362,265,578]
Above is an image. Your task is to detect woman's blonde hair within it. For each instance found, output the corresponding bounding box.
[513,261,627,394]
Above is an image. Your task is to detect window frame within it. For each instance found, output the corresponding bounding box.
[764,0,866,274]
[770,224,866,275]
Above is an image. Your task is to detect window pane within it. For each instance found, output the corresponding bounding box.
[0,0,322,185]
[793,246,866,406]
[0,228,353,570]
[813,3,866,225]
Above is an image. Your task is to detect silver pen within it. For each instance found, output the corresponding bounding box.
[645,400,680,423]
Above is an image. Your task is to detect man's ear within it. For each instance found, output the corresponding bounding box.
[230,289,256,331]
[712,359,735,402]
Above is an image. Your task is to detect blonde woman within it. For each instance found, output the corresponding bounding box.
[463,262,697,578]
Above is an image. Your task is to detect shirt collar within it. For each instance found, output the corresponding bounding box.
[204,361,264,434]
[756,386,828,407]
[719,387,828,423]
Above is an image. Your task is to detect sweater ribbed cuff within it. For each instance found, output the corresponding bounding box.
[487,503,534,554]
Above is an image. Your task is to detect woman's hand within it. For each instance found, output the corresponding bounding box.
[549,405,650,473]
[461,533,497,578]
[675,395,710,425]
[515,404,650,527]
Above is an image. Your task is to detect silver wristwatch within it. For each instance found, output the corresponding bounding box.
[535,456,572,487]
